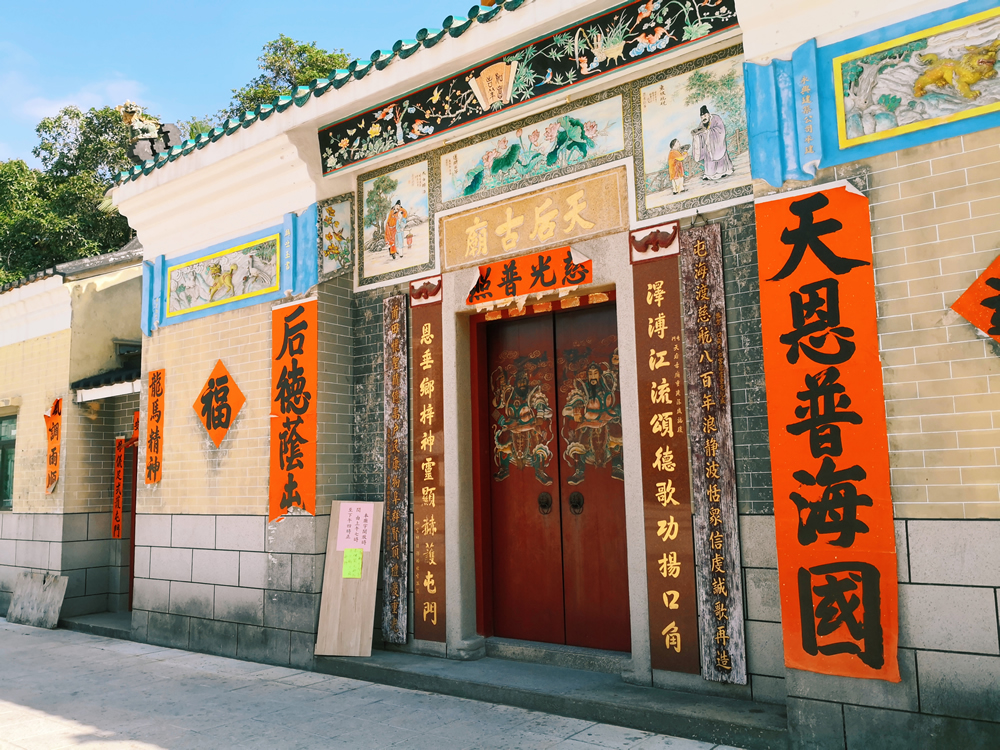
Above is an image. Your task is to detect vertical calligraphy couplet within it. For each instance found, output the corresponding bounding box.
[381,295,409,645]
[43,398,62,494]
[112,438,125,539]
[145,370,165,484]
[410,283,446,642]
[755,183,899,681]
[269,299,318,522]
[632,246,699,674]
[679,224,746,684]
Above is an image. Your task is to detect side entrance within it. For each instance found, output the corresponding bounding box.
[476,301,631,652]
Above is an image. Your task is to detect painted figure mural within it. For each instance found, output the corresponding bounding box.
[835,8,1000,146]
[560,347,624,484]
[491,352,555,486]
[640,54,749,212]
[691,105,734,180]
[359,161,431,288]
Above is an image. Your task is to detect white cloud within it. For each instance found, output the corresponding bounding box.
[19,77,147,121]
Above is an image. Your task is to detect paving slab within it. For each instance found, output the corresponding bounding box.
[0,617,749,750]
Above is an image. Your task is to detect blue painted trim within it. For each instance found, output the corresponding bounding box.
[152,255,165,331]
[295,203,319,293]
[793,40,822,176]
[281,213,296,296]
[140,261,153,337]
[817,0,1000,168]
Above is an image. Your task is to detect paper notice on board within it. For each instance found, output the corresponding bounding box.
[343,549,363,579]
[336,503,374,551]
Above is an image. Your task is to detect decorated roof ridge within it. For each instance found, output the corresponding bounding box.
[114,0,524,186]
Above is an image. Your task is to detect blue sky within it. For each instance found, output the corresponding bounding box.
[0,1,474,165]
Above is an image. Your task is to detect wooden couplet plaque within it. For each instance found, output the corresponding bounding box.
[410,278,446,642]
[679,224,746,684]
[381,294,409,644]
[315,500,385,656]
[632,240,699,674]
[755,182,899,681]
[270,299,318,522]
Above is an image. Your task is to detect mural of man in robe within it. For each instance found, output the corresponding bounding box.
[691,105,734,181]
[384,200,408,259]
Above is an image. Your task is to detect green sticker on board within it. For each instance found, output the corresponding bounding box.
[343,548,363,579]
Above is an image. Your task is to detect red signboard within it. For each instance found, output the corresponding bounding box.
[145,369,165,484]
[755,182,899,681]
[270,299,318,522]
[112,438,125,539]
[43,398,62,494]
[951,252,1000,345]
[467,247,592,305]
[193,360,246,449]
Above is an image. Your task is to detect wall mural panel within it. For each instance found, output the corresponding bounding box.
[639,55,750,214]
[319,0,738,175]
[833,6,1000,149]
[318,193,355,280]
[166,235,280,317]
[358,160,438,291]
[441,96,626,203]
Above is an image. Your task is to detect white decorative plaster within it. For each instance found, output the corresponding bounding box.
[0,277,71,348]
[75,380,141,403]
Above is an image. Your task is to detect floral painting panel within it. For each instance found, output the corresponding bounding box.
[835,8,1000,147]
[360,162,430,286]
[641,55,750,212]
[441,96,626,203]
[319,196,354,277]
[167,235,279,317]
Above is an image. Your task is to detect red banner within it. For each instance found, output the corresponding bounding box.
[466,247,592,305]
[43,398,62,494]
[270,299,318,522]
[145,369,165,484]
[951,253,1000,345]
[755,182,899,681]
[112,438,125,539]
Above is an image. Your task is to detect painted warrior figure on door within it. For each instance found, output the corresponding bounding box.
[491,352,555,485]
[560,342,624,484]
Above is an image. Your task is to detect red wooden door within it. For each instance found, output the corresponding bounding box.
[554,305,631,652]
[486,304,631,651]
[487,315,564,643]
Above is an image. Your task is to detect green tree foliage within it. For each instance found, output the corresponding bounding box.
[364,174,398,244]
[0,160,132,285]
[32,105,132,185]
[218,35,350,121]
[684,67,746,132]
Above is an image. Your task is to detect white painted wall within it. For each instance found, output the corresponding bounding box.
[735,0,966,62]
[0,277,71,348]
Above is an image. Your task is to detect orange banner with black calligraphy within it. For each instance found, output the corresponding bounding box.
[43,398,62,494]
[411,279,446,642]
[270,299,318,522]
[466,248,592,306]
[112,438,125,539]
[755,182,899,681]
[145,370,165,484]
[631,246,699,674]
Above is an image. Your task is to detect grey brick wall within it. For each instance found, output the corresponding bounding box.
[131,512,330,670]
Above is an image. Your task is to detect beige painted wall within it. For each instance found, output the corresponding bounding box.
[0,329,71,513]
[67,271,143,384]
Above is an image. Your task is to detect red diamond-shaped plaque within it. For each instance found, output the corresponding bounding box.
[951,254,1000,346]
[193,359,245,448]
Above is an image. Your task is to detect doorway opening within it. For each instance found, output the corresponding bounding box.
[471,295,631,652]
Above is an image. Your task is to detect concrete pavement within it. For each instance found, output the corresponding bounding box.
[0,618,744,749]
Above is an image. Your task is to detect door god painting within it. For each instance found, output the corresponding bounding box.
[491,351,556,486]
[358,161,433,289]
[559,344,624,484]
